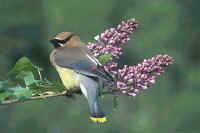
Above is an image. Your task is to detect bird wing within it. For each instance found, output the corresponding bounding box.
[53,44,113,81]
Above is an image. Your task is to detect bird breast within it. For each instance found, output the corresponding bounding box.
[55,65,80,89]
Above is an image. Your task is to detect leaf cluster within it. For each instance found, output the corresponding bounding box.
[0,57,65,103]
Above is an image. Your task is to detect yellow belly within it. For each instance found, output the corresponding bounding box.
[56,66,80,89]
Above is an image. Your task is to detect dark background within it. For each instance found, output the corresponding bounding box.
[0,0,199,133]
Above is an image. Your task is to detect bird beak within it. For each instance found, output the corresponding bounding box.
[50,39,59,48]
[50,39,56,45]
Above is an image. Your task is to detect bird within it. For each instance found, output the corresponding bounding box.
[49,32,113,123]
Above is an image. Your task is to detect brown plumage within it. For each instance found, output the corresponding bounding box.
[49,32,113,123]
[50,32,113,85]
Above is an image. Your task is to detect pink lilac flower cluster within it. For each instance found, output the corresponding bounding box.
[88,18,139,73]
[116,55,173,96]
[88,18,173,97]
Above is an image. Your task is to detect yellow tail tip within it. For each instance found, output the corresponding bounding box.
[90,116,107,123]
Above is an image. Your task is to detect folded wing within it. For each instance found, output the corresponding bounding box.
[53,44,113,81]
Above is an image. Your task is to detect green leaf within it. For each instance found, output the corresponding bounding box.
[0,81,5,91]
[8,57,41,76]
[0,80,18,91]
[99,54,112,64]
[0,81,4,88]
[28,80,65,96]
[0,91,10,102]
[11,86,32,100]
[112,96,119,111]
[16,71,36,86]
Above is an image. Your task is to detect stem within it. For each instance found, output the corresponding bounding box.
[0,89,114,105]
[38,68,43,81]
[1,92,65,105]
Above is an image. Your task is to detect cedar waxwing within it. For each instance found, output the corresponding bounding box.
[49,32,113,123]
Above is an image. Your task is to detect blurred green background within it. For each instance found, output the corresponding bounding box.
[0,0,199,133]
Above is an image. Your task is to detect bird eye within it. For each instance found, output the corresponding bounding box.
[50,39,64,48]
[56,39,66,44]
[50,33,74,48]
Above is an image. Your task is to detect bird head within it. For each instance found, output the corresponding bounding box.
[50,32,80,48]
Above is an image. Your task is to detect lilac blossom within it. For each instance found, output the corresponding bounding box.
[116,55,173,96]
[88,18,173,97]
[88,18,139,73]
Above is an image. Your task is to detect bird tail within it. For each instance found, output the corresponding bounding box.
[79,75,107,123]
[90,116,107,123]
[88,98,107,123]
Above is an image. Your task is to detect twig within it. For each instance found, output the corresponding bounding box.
[0,92,66,105]
[37,68,43,81]
[0,89,114,105]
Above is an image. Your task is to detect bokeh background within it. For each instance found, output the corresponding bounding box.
[0,0,199,133]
